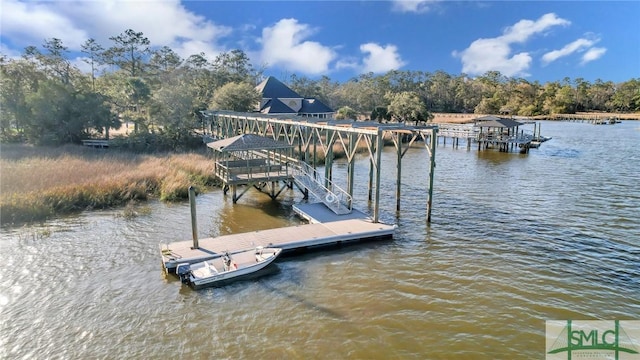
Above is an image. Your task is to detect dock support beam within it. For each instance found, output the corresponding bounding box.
[324,129,334,189]
[347,133,356,208]
[373,129,383,223]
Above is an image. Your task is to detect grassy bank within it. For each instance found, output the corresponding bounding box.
[1,133,397,226]
[0,144,218,227]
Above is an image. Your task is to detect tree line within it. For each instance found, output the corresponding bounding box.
[0,29,261,148]
[289,71,640,123]
[2,29,639,147]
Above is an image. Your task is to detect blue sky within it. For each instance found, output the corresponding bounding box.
[1,0,639,83]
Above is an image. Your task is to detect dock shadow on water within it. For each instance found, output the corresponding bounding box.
[254,240,394,321]
[475,149,528,164]
[258,281,347,321]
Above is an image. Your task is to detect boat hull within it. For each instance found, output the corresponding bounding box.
[178,248,282,289]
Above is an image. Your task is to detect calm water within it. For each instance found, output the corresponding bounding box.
[1,121,639,359]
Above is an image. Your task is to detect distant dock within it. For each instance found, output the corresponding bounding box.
[436,116,548,153]
[533,113,626,124]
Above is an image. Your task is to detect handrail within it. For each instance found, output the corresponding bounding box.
[292,162,352,212]
[214,159,287,182]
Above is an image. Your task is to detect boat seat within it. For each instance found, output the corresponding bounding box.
[192,261,218,278]
[206,261,219,274]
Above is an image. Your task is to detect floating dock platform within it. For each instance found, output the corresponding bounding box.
[161,218,395,273]
[292,203,371,223]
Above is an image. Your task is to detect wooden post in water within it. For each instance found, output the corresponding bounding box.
[189,186,199,249]
[368,156,374,202]
[347,132,356,208]
[373,129,383,223]
[537,122,541,139]
[367,133,376,202]
[324,129,333,189]
[427,128,438,223]
[312,130,317,171]
[396,133,402,211]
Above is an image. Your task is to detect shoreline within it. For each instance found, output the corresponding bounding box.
[430,112,640,124]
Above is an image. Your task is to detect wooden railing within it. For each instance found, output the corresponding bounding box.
[215,159,288,182]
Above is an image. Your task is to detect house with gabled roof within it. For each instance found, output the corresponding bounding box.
[255,76,334,119]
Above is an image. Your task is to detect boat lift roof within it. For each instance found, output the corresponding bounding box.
[206,133,293,152]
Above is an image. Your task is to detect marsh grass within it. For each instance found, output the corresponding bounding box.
[0,144,218,226]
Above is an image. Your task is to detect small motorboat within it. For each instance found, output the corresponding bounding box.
[176,247,282,289]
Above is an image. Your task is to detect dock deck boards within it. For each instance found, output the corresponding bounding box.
[161,218,395,272]
[293,203,370,223]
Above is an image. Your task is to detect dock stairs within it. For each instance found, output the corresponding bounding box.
[293,163,352,215]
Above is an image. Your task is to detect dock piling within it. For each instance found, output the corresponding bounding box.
[189,186,199,249]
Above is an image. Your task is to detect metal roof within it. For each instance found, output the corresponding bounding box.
[260,98,297,114]
[206,134,293,152]
[300,98,334,114]
[474,116,523,128]
[255,76,301,99]
[255,76,334,114]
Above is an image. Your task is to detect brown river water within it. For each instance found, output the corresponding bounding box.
[1,121,638,359]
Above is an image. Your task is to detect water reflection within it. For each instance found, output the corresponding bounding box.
[475,149,528,163]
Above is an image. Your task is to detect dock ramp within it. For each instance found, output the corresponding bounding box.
[293,163,352,215]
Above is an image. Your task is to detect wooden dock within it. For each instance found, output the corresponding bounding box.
[437,116,547,153]
[160,218,395,273]
[533,113,625,124]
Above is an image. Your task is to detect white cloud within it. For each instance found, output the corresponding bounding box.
[360,43,406,73]
[542,38,597,64]
[335,58,360,71]
[257,21,404,75]
[1,0,89,49]
[454,13,570,77]
[581,47,607,64]
[0,0,230,61]
[501,13,570,43]
[64,1,230,47]
[391,0,438,14]
[258,18,336,75]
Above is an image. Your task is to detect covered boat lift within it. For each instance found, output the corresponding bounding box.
[473,116,534,152]
[200,111,439,224]
[207,134,295,203]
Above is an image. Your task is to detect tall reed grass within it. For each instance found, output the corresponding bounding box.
[0,144,218,226]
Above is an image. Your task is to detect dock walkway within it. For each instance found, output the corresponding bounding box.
[293,203,369,223]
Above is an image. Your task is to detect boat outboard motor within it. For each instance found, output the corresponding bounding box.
[175,263,192,284]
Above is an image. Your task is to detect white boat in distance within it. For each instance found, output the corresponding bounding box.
[176,247,282,289]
